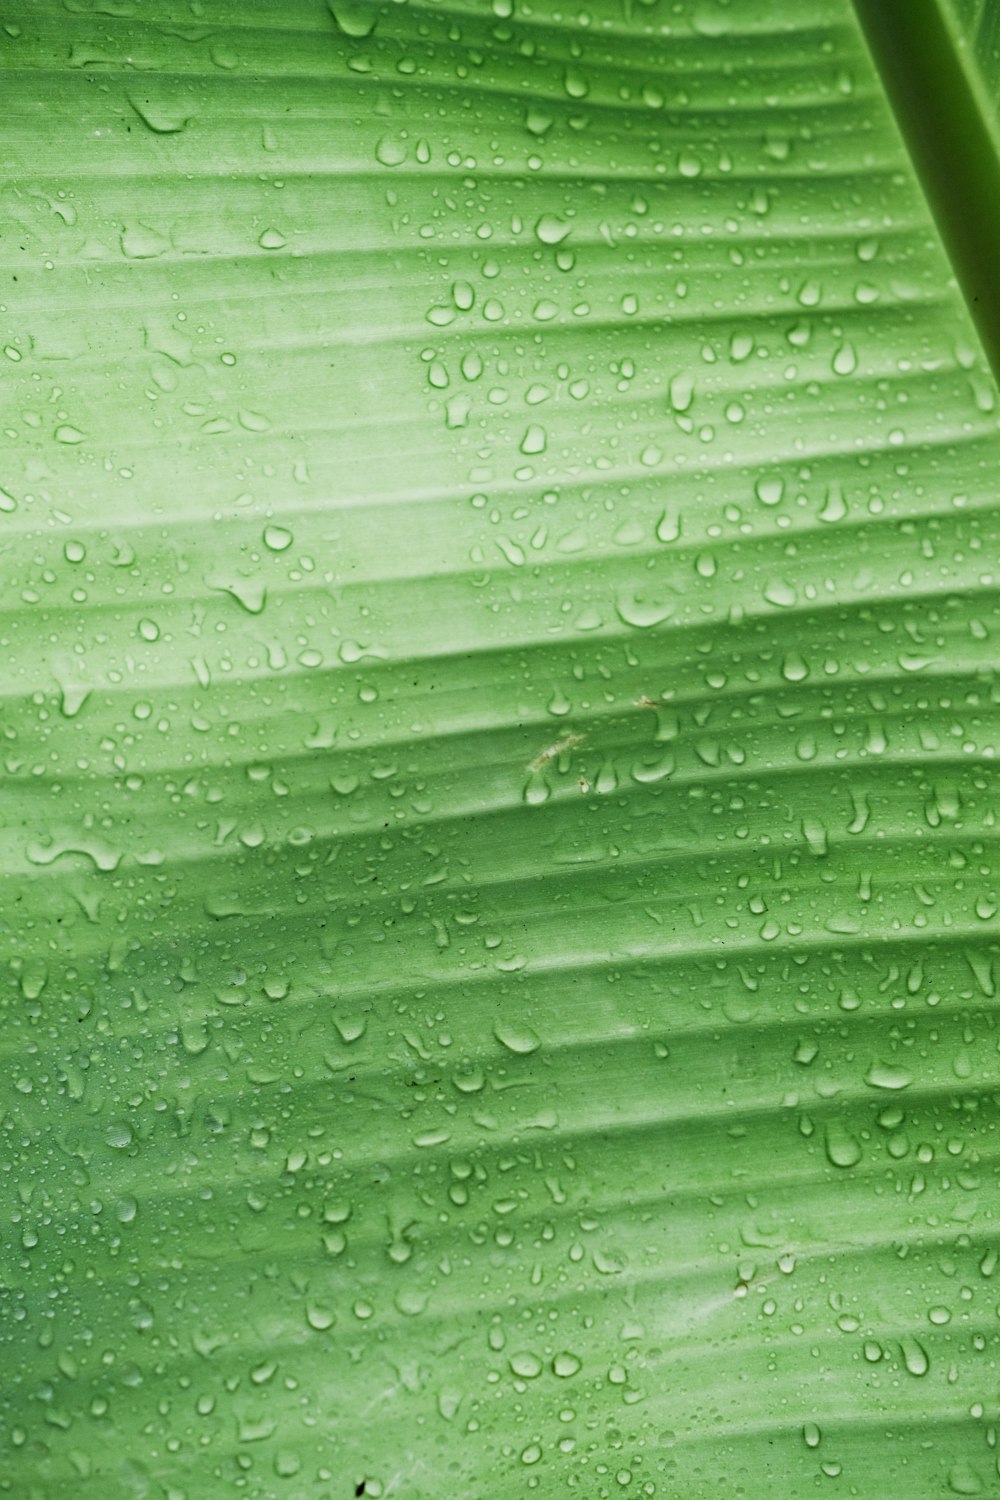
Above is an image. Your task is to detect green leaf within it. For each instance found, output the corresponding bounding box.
[2,2,999,1497]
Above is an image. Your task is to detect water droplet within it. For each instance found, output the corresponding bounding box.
[669,373,694,412]
[525,105,554,136]
[121,224,170,260]
[494,1020,541,1055]
[781,652,809,683]
[535,215,572,246]
[553,1352,581,1377]
[802,1421,821,1449]
[832,342,857,376]
[801,818,828,857]
[128,92,192,134]
[864,1062,913,1091]
[763,578,797,608]
[656,510,681,543]
[263,524,293,552]
[563,67,589,99]
[947,1462,984,1494]
[327,0,378,36]
[437,1387,462,1420]
[374,136,407,167]
[19,960,48,1000]
[819,482,847,522]
[755,476,784,507]
[523,772,550,806]
[59,682,91,718]
[497,536,525,567]
[899,1335,929,1377]
[615,589,675,629]
[445,395,470,428]
[824,1121,862,1168]
[212,577,267,614]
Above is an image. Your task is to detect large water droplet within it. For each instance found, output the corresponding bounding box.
[899,1335,929,1377]
[327,0,378,37]
[128,92,192,134]
[494,1020,541,1054]
[824,1121,862,1168]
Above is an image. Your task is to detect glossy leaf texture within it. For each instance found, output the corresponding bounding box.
[2,2,1000,1498]
[946,0,1000,119]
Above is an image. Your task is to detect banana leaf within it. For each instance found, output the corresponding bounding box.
[2,2,999,1497]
